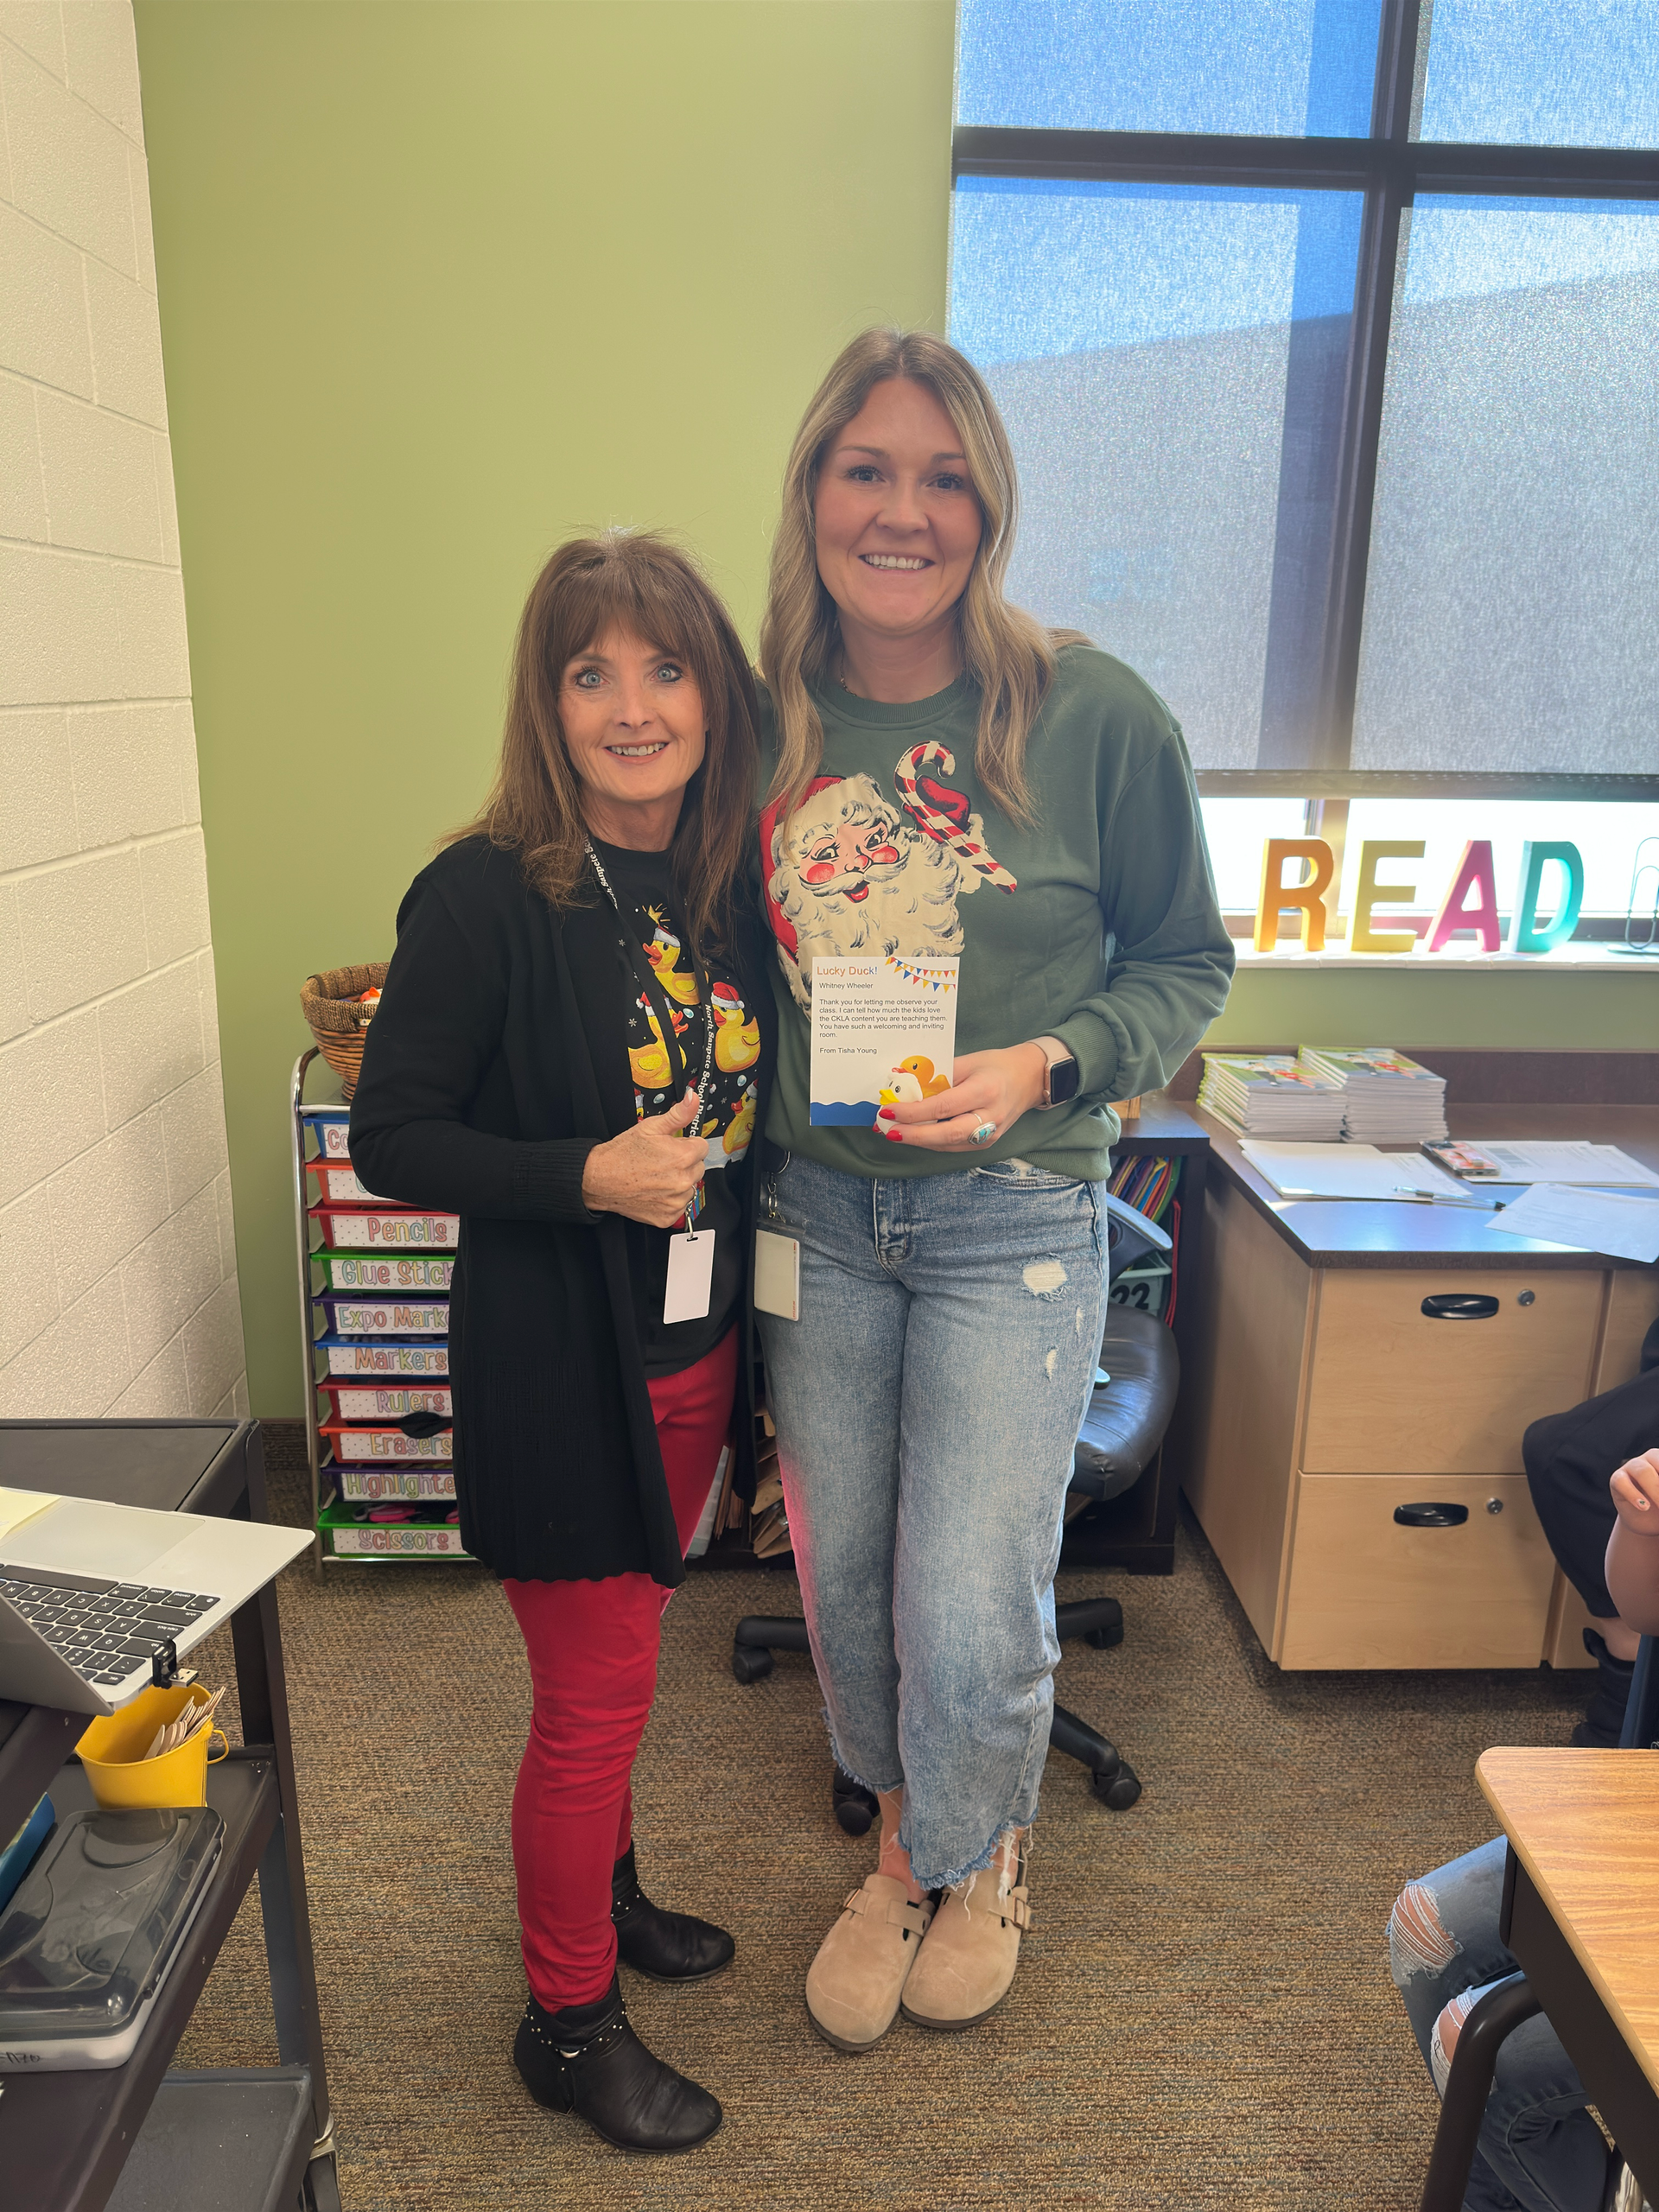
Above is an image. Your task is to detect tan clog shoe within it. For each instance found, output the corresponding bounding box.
[804,1872,934,2052]
[900,1848,1031,2031]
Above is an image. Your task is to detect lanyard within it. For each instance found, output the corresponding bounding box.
[586,842,716,1227]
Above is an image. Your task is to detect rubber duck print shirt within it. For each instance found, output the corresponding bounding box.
[588,837,762,1375]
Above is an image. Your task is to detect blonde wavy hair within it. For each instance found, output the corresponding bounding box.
[760,327,1081,831]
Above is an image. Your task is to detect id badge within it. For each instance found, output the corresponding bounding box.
[664,1230,715,1324]
[753,1228,801,1322]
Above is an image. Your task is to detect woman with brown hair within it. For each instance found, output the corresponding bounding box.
[350,531,772,2153]
[753,330,1233,2050]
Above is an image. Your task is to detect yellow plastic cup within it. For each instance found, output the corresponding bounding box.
[77,1684,228,1809]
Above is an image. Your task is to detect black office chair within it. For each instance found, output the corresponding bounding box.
[731,1195,1179,1822]
[1418,1634,1659,2212]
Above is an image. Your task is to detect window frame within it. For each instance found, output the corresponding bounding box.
[951,0,1659,801]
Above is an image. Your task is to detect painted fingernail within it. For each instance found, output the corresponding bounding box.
[885,1130,904,1143]
[876,1106,895,1121]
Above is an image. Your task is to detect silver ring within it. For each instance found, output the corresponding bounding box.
[969,1121,997,1147]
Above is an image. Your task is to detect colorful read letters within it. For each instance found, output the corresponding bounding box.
[1253,836,1587,957]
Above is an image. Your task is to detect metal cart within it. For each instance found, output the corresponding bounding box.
[0,1416,338,2212]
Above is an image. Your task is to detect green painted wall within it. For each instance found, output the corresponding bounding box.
[134,0,956,1414]
[133,0,1649,1415]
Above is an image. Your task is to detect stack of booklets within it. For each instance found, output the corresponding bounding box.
[1296,1047,1449,1144]
[1197,1054,1345,1139]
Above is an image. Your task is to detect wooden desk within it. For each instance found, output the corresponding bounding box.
[1182,1104,1659,1669]
[1478,1748,1659,2199]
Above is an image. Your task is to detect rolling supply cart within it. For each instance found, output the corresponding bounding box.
[290,1050,471,1569]
[0,1417,337,2212]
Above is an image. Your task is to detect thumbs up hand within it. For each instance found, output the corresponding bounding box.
[582,1089,709,1228]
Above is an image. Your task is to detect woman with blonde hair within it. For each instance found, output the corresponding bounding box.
[352,531,772,2152]
[753,330,1233,2050]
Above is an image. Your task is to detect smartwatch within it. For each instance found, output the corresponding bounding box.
[1033,1035,1081,1109]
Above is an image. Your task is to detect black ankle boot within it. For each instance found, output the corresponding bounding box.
[513,1975,721,2153]
[1571,1629,1636,1747]
[611,1844,735,1982]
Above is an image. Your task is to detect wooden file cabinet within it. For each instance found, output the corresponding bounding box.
[1184,1107,1659,1672]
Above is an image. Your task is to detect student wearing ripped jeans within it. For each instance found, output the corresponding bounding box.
[1388,1441,1659,2212]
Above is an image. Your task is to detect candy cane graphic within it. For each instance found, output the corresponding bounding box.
[893,743,1018,893]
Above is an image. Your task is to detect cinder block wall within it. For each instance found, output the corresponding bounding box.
[0,1,247,1420]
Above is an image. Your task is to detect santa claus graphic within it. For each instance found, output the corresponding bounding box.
[761,743,1015,1013]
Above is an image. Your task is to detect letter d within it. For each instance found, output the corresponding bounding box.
[1509,842,1583,954]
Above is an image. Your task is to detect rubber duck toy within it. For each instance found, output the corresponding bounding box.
[878,1054,951,1105]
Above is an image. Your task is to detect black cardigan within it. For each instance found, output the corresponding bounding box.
[347,836,775,1587]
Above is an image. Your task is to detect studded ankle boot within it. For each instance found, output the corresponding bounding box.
[512,1974,721,2154]
[611,1843,735,1982]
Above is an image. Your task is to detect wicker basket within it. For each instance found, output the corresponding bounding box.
[301,963,388,1100]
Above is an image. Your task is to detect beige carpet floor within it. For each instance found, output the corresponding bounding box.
[173,1451,1588,2209]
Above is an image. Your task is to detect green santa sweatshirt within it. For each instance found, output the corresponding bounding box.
[756,644,1235,1182]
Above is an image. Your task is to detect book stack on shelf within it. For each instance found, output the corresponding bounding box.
[300,1106,471,1563]
[1294,1046,1449,1144]
[1196,1052,1347,1139]
[684,1396,792,1568]
[747,1408,791,1560]
[1105,1152,1181,1322]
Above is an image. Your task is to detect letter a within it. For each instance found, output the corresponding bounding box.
[1427,840,1502,954]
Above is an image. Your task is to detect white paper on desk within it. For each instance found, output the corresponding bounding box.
[0,1488,59,1542]
[1458,1141,1659,1187]
[1488,1184,1659,1263]
[1240,1141,1473,1203]
[809,954,958,1129]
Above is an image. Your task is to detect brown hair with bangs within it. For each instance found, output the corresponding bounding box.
[453,530,759,957]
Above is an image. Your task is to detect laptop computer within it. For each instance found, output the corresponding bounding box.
[0,1487,312,1716]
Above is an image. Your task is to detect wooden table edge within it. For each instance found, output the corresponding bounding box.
[1477,1746,1659,2100]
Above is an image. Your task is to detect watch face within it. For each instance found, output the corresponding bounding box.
[1049,1056,1081,1106]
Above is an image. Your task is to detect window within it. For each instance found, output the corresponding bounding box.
[950,0,1659,804]
[1198,795,1659,938]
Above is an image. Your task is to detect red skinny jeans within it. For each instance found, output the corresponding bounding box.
[502,1325,737,2012]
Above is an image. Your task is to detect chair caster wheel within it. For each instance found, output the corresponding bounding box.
[832,1768,879,1836]
[1092,1762,1141,1810]
[731,1644,773,1685]
[1084,1623,1123,1649]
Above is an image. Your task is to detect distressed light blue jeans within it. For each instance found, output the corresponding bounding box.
[754,1150,1109,1891]
[1389,1838,1611,2212]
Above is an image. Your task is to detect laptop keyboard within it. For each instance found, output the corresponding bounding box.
[0,1572,219,1688]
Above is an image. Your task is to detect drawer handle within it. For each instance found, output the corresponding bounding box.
[398,1412,451,1438]
[1421,1294,1500,1320]
[1394,1502,1470,1529]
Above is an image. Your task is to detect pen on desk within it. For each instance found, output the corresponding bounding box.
[1391,1185,1490,1208]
